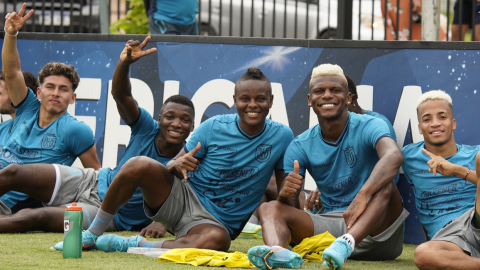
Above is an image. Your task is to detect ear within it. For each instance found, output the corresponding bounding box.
[233,95,237,107]
[190,121,195,132]
[69,93,77,105]
[307,94,311,107]
[269,94,274,108]
[346,92,352,105]
[418,124,423,135]
[452,118,457,131]
[36,87,42,99]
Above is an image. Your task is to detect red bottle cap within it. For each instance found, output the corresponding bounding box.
[66,202,83,211]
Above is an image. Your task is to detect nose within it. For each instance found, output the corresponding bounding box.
[323,89,333,98]
[52,87,60,96]
[431,117,441,127]
[171,118,182,127]
[247,98,258,108]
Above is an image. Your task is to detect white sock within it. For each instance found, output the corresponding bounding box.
[248,215,259,225]
[340,234,355,251]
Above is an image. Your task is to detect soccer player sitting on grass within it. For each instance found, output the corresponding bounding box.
[0,36,189,238]
[248,64,409,270]
[74,67,294,253]
[403,90,480,270]
[0,3,101,215]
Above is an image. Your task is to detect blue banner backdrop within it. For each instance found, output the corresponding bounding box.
[2,38,480,245]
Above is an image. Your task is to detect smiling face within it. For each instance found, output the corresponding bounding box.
[0,80,14,115]
[158,102,194,145]
[37,75,76,116]
[417,99,456,147]
[234,79,273,136]
[308,75,351,121]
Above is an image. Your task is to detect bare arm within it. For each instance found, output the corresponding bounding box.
[78,145,101,170]
[2,4,34,106]
[343,137,403,228]
[112,36,157,125]
[423,148,477,185]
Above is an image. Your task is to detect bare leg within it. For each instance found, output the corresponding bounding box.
[346,181,403,244]
[414,241,480,270]
[0,164,56,203]
[451,24,470,41]
[0,206,65,233]
[100,156,174,215]
[259,201,315,247]
[162,224,231,251]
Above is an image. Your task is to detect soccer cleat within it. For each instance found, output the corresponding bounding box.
[95,234,143,252]
[54,230,98,251]
[247,245,303,269]
[82,230,99,250]
[321,238,353,269]
[239,222,263,239]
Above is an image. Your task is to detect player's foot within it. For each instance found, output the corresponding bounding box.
[95,234,143,252]
[239,222,263,239]
[321,238,353,269]
[247,245,303,269]
[53,230,98,251]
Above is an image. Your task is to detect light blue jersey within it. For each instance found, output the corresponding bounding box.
[0,119,13,170]
[185,114,293,239]
[365,110,399,184]
[284,112,391,213]
[153,0,198,25]
[402,142,478,239]
[98,108,176,231]
[0,89,94,208]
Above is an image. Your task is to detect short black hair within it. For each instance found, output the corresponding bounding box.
[22,71,39,91]
[236,67,271,84]
[163,95,195,116]
[345,75,357,96]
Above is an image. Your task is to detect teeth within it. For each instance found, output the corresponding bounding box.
[169,131,181,135]
[322,104,335,107]
[432,131,442,134]
[247,112,259,116]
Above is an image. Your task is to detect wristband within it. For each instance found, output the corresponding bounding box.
[464,168,471,184]
[4,27,18,37]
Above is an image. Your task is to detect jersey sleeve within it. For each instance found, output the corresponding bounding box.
[362,117,391,149]
[13,88,40,118]
[184,117,215,159]
[63,118,95,156]
[130,108,157,136]
[283,140,308,177]
[275,125,294,170]
[401,147,414,185]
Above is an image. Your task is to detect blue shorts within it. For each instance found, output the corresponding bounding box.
[149,15,197,35]
[453,0,480,26]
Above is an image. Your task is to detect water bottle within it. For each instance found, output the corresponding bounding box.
[63,202,83,259]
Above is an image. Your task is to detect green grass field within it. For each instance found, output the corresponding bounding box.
[0,231,417,269]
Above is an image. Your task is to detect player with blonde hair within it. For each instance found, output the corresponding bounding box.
[248,63,408,269]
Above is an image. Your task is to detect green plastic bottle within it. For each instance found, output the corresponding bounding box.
[63,203,83,259]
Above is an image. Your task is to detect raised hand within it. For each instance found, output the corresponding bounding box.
[5,3,34,35]
[119,36,157,65]
[279,160,303,199]
[175,142,201,180]
[422,148,456,176]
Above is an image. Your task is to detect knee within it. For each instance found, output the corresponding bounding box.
[258,200,285,218]
[192,230,231,252]
[0,164,22,185]
[118,156,161,180]
[414,243,436,270]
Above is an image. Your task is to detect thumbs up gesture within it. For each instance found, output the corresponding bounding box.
[174,142,201,180]
[279,160,304,199]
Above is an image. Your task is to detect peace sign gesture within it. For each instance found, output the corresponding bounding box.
[119,36,157,65]
[422,148,456,177]
[5,3,34,35]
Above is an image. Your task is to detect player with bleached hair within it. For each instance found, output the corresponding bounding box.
[402,90,480,270]
[248,63,408,269]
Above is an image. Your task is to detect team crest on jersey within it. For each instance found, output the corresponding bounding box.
[344,146,357,168]
[255,144,272,163]
[41,133,57,149]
